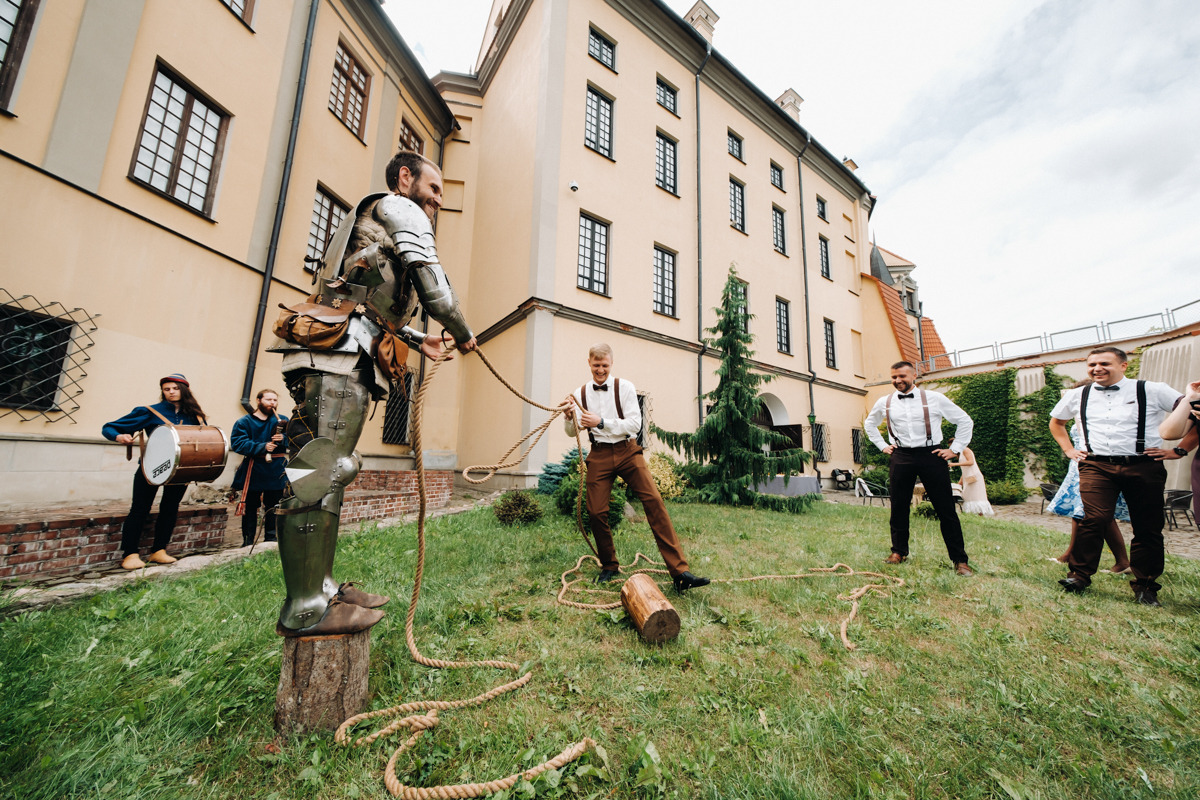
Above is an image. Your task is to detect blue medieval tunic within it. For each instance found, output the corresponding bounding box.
[231,413,290,492]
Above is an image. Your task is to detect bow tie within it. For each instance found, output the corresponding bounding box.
[897,393,914,399]
[1094,384,1120,392]
[593,384,608,392]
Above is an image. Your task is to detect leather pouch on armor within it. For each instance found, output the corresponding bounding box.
[375,332,410,387]
[272,297,354,349]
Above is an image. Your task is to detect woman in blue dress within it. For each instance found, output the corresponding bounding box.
[1047,422,1130,573]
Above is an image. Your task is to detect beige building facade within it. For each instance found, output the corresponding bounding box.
[0,0,459,509]
[1,0,932,510]
[437,0,888,486]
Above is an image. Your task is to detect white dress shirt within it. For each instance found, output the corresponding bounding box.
[564,376,642,443]
[1050,377,1181,455]
[864,387,973,453]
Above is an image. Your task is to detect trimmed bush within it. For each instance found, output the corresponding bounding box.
[986,479,1032,505]
[555,468,626,531]
[537,447,582,495]
[857,466,890,491]
[492,490,544,526]
[914,501,938,518]
[646,452,685,500]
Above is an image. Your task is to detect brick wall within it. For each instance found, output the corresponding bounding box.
[340,469,453,522]
[0,507,228,581]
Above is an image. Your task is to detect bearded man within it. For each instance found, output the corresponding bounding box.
[268,151,475,637]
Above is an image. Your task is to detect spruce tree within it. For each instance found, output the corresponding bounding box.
[652,266,811,505]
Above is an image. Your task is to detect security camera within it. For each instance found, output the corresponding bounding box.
[569,181,579,192]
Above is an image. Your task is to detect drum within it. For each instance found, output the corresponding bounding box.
[141,425,230,486]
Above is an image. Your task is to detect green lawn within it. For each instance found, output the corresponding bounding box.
[2,499,1199,799]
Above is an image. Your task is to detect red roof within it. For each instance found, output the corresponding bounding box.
[870,276,920,362]
[920,318,953,369]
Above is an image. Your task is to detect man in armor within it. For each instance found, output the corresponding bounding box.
[269,151,475,637]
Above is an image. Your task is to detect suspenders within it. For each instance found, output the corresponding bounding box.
[1078,380,1147,454]
[884,388,933,448]
[578,379,625,446]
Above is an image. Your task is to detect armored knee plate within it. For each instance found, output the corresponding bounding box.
[275,370,372,632]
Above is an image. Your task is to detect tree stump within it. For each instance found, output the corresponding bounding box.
[620,573,681,643]
[274,630,371,736]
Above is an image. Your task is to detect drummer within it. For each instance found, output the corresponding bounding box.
[102,373,210,570]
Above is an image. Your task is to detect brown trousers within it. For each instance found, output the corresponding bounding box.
[1070,459,1166,589]
[585,440,689,576]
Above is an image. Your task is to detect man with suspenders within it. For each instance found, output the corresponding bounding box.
[562,343,710,593]
[1050,346,1183,605]
[864,361,975,575]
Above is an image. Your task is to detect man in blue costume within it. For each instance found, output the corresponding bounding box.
[231,388,289,547]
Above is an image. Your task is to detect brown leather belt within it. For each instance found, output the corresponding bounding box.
[591,439,632,449]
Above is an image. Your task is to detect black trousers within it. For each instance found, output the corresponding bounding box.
[241,489,284,543]
[1069,459,1166,589]
[888,447,968,564]
[120,470,187,556]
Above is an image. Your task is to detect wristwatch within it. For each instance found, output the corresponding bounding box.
[597,418,606,430]
[1174,446,1188,457]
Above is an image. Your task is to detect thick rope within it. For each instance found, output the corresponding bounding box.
[336,346,594,798]
[556,553,904,651]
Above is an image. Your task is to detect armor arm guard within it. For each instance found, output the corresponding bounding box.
[398,325,427,348]
[375,194,474,345]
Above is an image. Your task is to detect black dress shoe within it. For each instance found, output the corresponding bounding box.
[1131,585,1161,606]
[1058,576,1089,594]
[672,571,711,594]
[595,569,620,584]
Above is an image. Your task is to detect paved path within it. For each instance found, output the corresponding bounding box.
[821,490,1200,560]
[3,487,503,614]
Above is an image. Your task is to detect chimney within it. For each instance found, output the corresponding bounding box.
[685,1,719,44]
[775,88,803,122]
[842,157,858,172]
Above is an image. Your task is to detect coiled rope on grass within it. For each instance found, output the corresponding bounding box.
[336,344,902,796]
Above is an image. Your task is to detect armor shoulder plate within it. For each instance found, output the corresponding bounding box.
[375,194,438,265]
[315,192,388,285]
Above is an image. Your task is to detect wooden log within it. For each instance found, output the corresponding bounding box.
[274,630,371,736]
[620,573,681,643]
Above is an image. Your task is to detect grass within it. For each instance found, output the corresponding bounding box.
[2,498,1200,799]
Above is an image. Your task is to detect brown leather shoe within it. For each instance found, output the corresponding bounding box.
[884,553,906,565]
[121,553,146,570]
[275,599,385,638]
[954,563,973,577]
[147,549,177,565]
[337,582,390,608]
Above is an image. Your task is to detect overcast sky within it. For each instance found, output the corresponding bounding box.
[390,0,1200,353]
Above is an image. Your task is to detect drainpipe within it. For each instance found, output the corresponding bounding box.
[239,0,320,412]
[694,40,713,427]
[795,135,816,425]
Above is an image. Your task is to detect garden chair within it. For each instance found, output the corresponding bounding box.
[855,477,889,506]
[1039,483,1060,514]
[1164,490,1195,530]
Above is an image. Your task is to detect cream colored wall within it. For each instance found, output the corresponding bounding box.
[0,0,85,163]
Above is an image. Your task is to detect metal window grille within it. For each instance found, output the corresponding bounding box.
[655,78,676,113]
[776,298,790,353]
[307,187,348,264]
[588,28,615,69]
[636,393,648,447]
[398,119,424,154]
[219,0,253,20]
[810,422,829,462]
[729,179,745,231]
[329,42,369,136]
[131,66,228,215]
[824,319,837,368]
[852,428,864,464]
[577,215,609,294]
[655,132,676,193]
[727,130,742,159]
[772,206,786,253]
[819,237,830,278]
[816,196,827,220]
[381,371,415,445]
[770,163,783,189]
[652,247,676,316]
[584,87,613,157]
[0,289,98,423]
